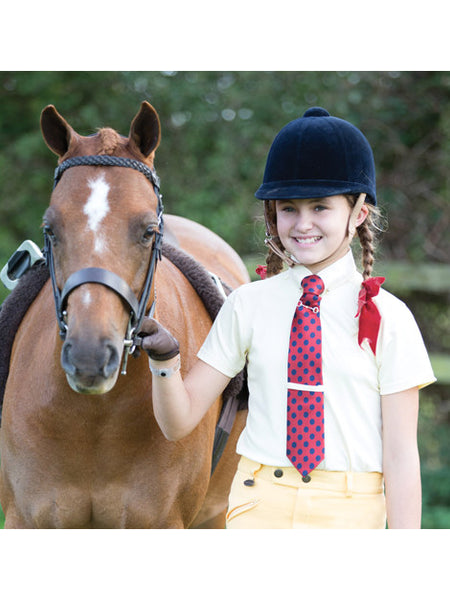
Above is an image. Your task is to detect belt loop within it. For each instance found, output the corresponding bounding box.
[253,463,263,478]
[345,472,353,497]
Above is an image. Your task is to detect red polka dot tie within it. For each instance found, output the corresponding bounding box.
[287,274,325,480]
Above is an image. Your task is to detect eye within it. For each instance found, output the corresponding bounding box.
[278,203,295,213]
[141,224,157,246]
[43,223,57,243]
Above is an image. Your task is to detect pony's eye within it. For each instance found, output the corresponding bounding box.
[141,225,156,245]
[43,224,57,242]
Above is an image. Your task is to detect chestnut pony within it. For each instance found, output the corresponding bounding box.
[0,102,249,528]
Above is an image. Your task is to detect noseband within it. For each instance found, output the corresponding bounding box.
[45,155,164,374]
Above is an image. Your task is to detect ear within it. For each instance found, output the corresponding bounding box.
[355,203,369,228]
[129,101,161,158]
[40,105,76,157]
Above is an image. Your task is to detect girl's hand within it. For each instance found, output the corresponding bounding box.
[138,317,180,361]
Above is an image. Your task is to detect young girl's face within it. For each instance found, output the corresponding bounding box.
[275,195,368,273]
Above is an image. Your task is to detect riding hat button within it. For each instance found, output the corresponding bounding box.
[274,469,283,478]
[243,479,255,487]
[302,475,311,483]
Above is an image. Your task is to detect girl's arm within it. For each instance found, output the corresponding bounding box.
[139,317,232,441]
[381,386,421,528]
[150,355,231,441]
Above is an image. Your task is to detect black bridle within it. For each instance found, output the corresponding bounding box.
[45,155,164,374]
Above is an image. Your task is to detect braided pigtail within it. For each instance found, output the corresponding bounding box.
[357,218,376,280]
[263,200,290,277]
[346,195,384,280]
[266,247,284,277]
[354,202,384,280]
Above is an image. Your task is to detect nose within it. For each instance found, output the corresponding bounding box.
[61,338,120,381]
[293,210,314,233]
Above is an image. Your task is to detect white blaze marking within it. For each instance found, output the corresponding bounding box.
[82,290,92,307]
[83,174,110,253]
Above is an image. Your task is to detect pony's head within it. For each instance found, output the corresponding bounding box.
[41,102,162,394]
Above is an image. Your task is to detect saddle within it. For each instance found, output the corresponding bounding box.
[0,242,248,473]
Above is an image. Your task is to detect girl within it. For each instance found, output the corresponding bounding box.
[140,107,436,528]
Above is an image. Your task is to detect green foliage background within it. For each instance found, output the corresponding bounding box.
[0,71,448,528]
[1,72,449,268]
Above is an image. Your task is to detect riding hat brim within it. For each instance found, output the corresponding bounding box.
[255,180,377,205]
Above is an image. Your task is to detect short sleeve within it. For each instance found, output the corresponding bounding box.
[197,290,248,378]
[377,294,436,395]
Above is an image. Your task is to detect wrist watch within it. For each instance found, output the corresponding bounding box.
[149,355,181,378]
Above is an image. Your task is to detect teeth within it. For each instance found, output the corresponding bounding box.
[295,236,321,244]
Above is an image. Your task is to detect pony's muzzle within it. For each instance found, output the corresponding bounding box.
[61,338,121,394]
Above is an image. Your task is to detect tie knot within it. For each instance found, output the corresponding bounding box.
[300,275,324,308]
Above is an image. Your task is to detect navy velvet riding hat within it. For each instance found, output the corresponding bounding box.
[255,107,377,205]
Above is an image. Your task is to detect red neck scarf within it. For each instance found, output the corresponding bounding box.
[355,276,385,354]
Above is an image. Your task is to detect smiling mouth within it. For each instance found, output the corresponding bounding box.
[293,236,322,245]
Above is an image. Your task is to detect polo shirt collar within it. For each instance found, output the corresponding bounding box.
[287,250,361,292]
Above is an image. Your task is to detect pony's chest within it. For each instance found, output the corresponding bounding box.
[24,481,171,528]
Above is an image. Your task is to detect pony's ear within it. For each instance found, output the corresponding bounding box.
[129,101,161,158]
[40,105,75,157]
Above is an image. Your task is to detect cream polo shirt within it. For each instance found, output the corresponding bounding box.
[197,251,436,473]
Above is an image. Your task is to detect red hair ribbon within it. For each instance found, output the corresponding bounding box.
[355,276,385,354]
[255,265,267,279]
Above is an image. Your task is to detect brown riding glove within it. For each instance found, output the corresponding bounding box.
[138,317,180,361]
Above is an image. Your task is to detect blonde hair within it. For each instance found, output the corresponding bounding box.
[263,196,384,279]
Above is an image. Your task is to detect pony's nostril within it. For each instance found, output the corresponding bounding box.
[61,342,77,376]
[102,343,120,378]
